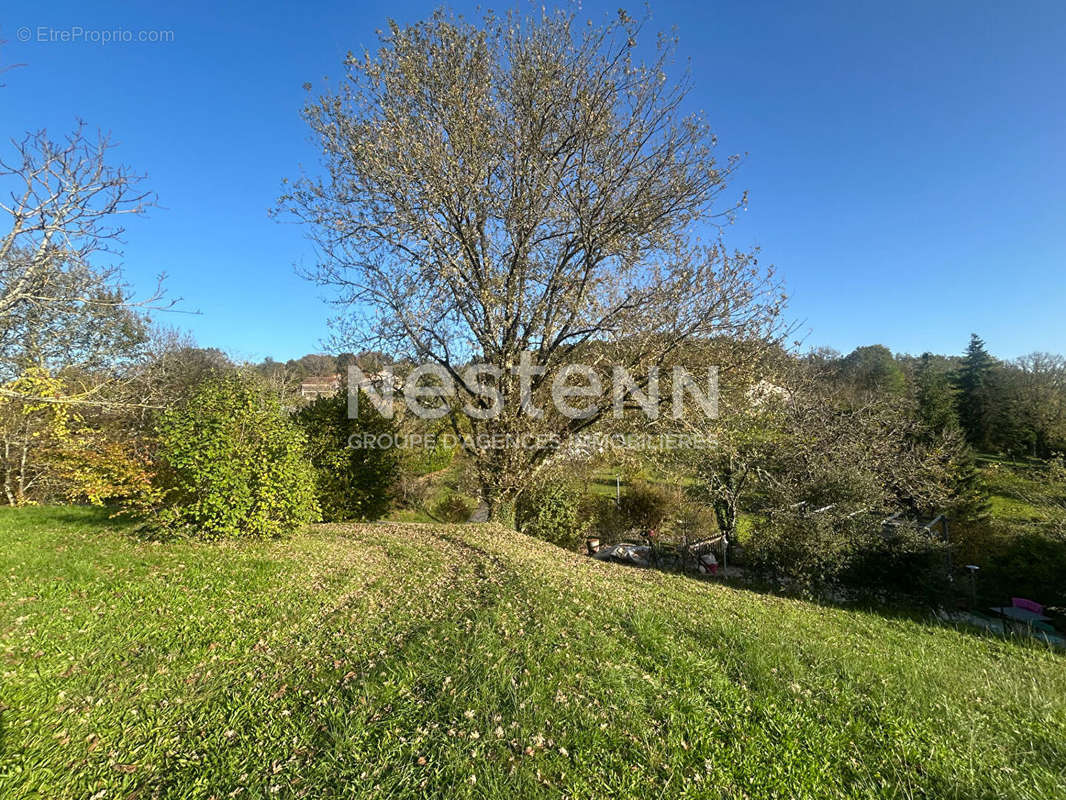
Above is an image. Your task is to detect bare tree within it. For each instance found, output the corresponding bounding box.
[0,123,169,396]
[0,32,27,88]
[281,8,786,517]
[665,355,965,545]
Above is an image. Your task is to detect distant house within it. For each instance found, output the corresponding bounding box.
[299,374,341,400]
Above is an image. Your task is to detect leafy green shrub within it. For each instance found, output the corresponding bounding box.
[746,510,953,601]
[152,372,319,538]
[515,482,588,549]
[841,524,953,604]
[618,481,676,533]
[744,511,856,596]
[579,483,689,544]
[672,500,719,541]
[401,436,457,476]
[580,494,626,541]
[294,389,398,521]
[432,494,473,523]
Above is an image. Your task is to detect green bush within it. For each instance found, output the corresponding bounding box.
[983,531,1066,607]
[515,482,588,549]
[744,511,855,596]
[841,524,953,604]
[745,511,951,601]
[294,389,399,521]
[401,436,457,476]
[152,372,319,538]
[581,494,626,541]
[672,500,719,541]
[432,494,474,523]
[578,483,690,544]
[618,481,676,533]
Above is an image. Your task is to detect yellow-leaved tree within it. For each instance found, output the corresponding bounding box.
[0,368,76,505]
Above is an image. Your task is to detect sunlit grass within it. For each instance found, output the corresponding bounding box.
[980,456,1066,526]
[1,506,1064,799]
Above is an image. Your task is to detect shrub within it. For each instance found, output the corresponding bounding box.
[433,494,473,523]
[0,368,77,505]
[1047,455,1066,486]
[152,372,319,538]
[515,482,588,549]
[744,511,856,596]
[402,435,457,476]
[294,389,399,521]
[59,435,162,513]
[618,481,676,533]
[581,494,625,540]
[672,500,719,541]
[983,531,1066,607]
[841,524,953,604]
[745,510,952,602]
[579,483,689,544]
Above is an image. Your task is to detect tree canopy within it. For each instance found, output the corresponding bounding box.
[281,8,785,515]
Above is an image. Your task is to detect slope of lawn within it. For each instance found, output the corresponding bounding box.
[980,456,1066,526]
[1,506,1064,799]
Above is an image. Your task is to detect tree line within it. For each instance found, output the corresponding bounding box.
[819,336,1066,458]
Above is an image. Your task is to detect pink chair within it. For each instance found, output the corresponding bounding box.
[1011,597,1044,614]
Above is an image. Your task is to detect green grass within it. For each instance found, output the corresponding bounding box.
[2,507,1064,799]
[980,457,1066,526]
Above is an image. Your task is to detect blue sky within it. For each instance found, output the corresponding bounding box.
[3,0,1064,362]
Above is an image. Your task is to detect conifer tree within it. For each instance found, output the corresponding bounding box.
[916,353,959,436]
[955,334,996,449]
[948,447,992,523]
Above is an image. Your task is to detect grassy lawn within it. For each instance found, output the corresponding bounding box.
[979,456,1066,526]
[1,507,1064,799]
